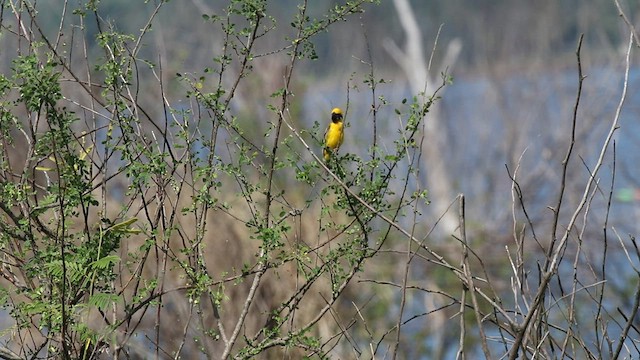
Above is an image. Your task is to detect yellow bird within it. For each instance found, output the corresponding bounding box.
[323,107,344,161]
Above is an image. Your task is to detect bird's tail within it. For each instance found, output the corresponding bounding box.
[323,147,330,161]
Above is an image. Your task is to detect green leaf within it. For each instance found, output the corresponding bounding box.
[92,255,120,270]
[88,293,120,311]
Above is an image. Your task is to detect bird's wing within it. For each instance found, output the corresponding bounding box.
[323,122,330,145]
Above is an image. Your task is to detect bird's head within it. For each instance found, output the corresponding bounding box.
[331,108,343,122]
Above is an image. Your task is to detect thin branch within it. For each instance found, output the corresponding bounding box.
[214,17,268,360]
[509,31,632,359]
[614,0,640,47]
[458,195,492,358]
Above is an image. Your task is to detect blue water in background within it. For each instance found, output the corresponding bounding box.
[306,66,640,234]
[4,63,638,358]
[305,67,640,357]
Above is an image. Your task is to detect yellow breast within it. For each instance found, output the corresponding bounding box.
[325,121,344,150]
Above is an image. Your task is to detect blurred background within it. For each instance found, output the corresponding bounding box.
[2,0,640,358]
[21,0,637,234]
[76,0,640,238]
[28,0,637,229]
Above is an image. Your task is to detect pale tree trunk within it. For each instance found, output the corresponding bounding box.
[385,4,461,356]
[385,0,462,238]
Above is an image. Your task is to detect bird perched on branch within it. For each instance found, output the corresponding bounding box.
[323,107,344,161]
